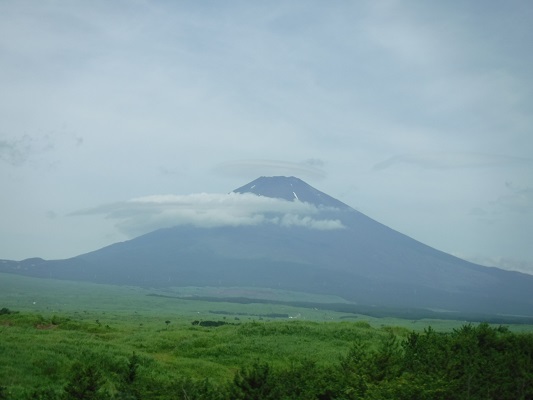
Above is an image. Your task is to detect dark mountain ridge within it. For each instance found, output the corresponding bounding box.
[1,176,532,318]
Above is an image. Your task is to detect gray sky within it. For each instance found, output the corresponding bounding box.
[1,1,532,275]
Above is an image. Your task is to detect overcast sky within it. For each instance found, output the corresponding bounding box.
[1,1,532,275]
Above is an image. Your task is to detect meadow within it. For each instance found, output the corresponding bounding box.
[1,273,532,399]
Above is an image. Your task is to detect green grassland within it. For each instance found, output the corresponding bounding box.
[1,273,533,399]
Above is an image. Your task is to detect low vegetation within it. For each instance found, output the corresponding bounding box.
[1,309,533,399]
[1,274,532,399]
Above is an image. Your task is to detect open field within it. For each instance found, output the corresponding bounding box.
[3,273,532,330]
[1,272,533,399]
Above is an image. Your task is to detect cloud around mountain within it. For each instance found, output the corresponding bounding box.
[71,192,345,237]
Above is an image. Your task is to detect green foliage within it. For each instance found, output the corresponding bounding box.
[398,322,533,399]
[339,338,371,398]
[174,377,226,400]
[369,330,402,381]
[1,273,533,399]
[62,361,105,399]
[115,353,141,400]
[124,353,139,385]
[275,360,345,400]
[26,387,61,400]
[228,360,345,400]
[0,385,8,400]
[0,312,532,399]
[230,362,273,400]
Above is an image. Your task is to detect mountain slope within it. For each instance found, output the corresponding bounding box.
[1,176,532,317]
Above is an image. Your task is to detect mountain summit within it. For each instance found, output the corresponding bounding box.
[233,176,351,210]
[1,176,532,318]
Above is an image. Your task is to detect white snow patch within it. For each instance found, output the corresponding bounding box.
[293,191,299,200]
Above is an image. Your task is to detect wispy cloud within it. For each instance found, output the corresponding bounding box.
[0,133,83,167]
[373,153,533,171]
[72,192,344,237]
[491,182,533,214]
[215,159,326,179]
[0,135,56,166]
[459,254,533,276]
[0,136,34,166]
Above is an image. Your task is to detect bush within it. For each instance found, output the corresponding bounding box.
[62,361,106,400]
[229,362,274,400]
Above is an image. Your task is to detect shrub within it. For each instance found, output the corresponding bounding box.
[62,361,105,400]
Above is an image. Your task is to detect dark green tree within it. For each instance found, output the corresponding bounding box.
[125,353,140,385]
[338,338,370,398]
[27,387,60,400]
[116,353,141,399]
[229,362,274,400]
[369,330,402,382]
[176,377,226,400]
[63,361,105,400]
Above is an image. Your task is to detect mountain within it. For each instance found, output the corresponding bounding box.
[2,176,533,318]
[233,176,351,210]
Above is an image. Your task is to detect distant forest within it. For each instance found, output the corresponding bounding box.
[149,293,533,325]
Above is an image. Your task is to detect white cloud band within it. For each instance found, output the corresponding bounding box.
[72,192,344,237]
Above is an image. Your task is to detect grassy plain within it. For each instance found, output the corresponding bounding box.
[3,272,518,330]
[1,272,532,398]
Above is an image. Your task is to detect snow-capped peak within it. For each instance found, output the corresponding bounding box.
[233,176,351,210]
